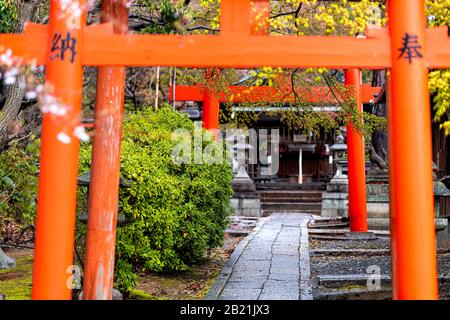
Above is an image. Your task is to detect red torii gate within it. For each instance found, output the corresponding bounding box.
[169,79,381,233]
[0,0,449,300]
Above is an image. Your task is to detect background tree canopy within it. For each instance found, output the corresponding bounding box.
[0,0,17,33]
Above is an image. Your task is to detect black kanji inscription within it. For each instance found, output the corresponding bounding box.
[50,32,77,64]
[398,32,423,64]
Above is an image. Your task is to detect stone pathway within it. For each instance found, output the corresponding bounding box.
[205,212,313,300]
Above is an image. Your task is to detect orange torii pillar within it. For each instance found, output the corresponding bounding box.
[202,71,220,137]
[345,69,368,232]
[388,0,438,299]
[201,0,270,135]
[82,0,128,300]
[32,0,86,299]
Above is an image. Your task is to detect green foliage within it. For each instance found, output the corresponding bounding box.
[78,106,234,292]
[280,110,342,135]
[0,0,18,33]
[430,69,450,135]
[363,112,387,137]
[135,0,187,35]
[0,138,40,227]
[426,0,450,134]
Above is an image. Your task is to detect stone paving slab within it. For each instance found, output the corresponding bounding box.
[219,288,261,300]
[205,212,312,300]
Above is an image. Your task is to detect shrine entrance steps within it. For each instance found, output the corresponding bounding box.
[257,183,324,216]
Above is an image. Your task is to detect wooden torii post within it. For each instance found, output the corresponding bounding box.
[344,69,369,232]
[82,0,128,300]
[1,0,449,300]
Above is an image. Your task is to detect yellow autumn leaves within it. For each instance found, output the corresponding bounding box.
[196,0,450,133]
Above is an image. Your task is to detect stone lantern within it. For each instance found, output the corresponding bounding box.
[328,133,348,185]
[321,133,349,217]
[228,134,261,217]
[233,142,253,181]
[77,171,131,224]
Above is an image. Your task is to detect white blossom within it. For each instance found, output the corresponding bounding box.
[73,125,90,142]
[0,49,13,67]
[57,132,72,144]
[25,91,38,100]
[3,68,18,85]
[0,46,90,145]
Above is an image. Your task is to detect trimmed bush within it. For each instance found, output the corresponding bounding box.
[79,107,234,291]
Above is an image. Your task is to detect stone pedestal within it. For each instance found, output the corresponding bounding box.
[321,192,348,218]
[321,182,348,218]
[321,157,349,217]
[366,171,448,239]
[231,176,261,217]
[229,135,261,217]
[365,171,390,229]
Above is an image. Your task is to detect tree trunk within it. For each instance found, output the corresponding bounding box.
[370,69,388,164]
[0,1,38,267]
[0,0,38,150]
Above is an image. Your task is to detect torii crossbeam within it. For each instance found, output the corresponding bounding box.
[0,0,448,300]
[169,81,381,133]
[169,83,381,105]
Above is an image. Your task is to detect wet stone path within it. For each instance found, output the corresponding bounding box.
[205,212,313,300]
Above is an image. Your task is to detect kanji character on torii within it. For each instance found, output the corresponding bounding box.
[0,0,449,300]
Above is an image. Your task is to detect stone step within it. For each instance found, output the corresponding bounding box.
[308,222,349,229]
[368,217,448,231]
[315,288,392,300]
[308,228,389,236]
[260,191,322,199]
[310,249,389,256]
[256,183,326,191]
[260,197,322,203]
[262,202,322,211]
[262,209,322,215]
[315,274,450,288]
[259,189,323,193]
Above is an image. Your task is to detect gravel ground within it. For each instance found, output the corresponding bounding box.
[311,255,392,276]
[309,233,450,300]
[310,238,391,251]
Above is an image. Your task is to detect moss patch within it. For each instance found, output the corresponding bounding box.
[128,289,167,300]
[0,234,243,300]
[131,235,242,300]
[0,249,33,300]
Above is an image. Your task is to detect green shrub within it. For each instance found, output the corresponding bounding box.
[78,106,234,292]
[0,138,40,228]
[0,0,18,34]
